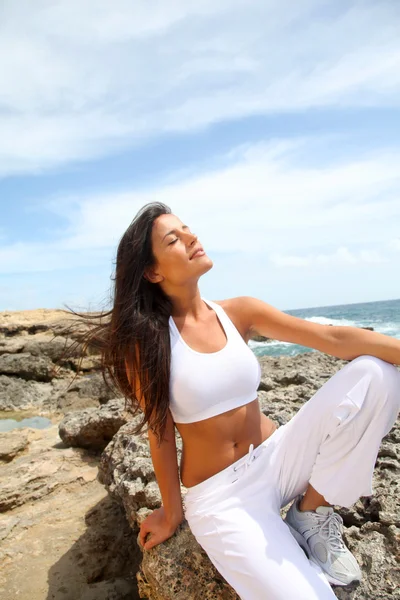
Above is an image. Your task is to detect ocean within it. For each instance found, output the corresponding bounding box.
[249,297,400,358]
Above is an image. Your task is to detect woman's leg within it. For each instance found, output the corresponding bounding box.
[184,457,337,600]
[269,354,400,584]
[274,354,400,509]
[187,507,337,600]
[183,354,400,599]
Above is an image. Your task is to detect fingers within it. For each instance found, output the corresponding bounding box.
[139,520,150,548]
[143,534,158,551]
[138,509,175,551]
[139,520,159,550]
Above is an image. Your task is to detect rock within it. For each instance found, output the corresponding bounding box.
[0,352,55,382]
[137,514,239,600]
[97,419,162,521]
[56,372,117,408]
[0,428,98,513]
[257,377,274,392]
[0,331,79,363]
[273,369,310,386]
[0,308,68,336]
[77,578,139,600]
[335,526,399,599]
[0,375,54,411]
[0,308,111,415]
[0,514,20,542]
[21,332,82,362]
[55,372,117,415]
[0,424,141,600]
[69,355,102,372]
[58,398,131,451]
[0,430,29,462]
[0,336,25,355]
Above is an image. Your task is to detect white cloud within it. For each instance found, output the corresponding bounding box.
[270,246,387,268]
[1,0,400,175]
[1,138,399,274]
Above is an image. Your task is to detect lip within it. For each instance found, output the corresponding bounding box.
[190,247,205,260]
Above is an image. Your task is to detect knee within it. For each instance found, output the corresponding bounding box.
[349,354,400,408]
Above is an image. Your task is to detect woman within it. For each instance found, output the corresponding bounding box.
[73,202,400,600]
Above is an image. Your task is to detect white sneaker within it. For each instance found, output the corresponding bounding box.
[284,495,362,586]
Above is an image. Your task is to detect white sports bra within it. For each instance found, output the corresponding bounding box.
[168,297,261,423]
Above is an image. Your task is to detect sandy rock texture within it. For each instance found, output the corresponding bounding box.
[1,308,399,599]
[0,423,141,600]
[0,309,140,600]
[0,308,113,414]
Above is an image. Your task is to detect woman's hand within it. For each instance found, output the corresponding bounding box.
[139,506,183,551]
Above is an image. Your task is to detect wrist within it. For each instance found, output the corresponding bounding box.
[165,507,184,527]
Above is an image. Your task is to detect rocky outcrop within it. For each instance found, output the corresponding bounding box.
[58,398,130,451]
[1,308,399,600]
[0,429,29,462]
[0,309,113,414]
[0,423,141,600]
[0,309,141,600]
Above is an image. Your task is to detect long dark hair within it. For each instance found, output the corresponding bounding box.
[64,202,173,445]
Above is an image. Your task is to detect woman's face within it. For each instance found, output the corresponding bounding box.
[147,213,213,287]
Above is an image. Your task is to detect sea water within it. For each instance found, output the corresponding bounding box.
[249,297,400,358]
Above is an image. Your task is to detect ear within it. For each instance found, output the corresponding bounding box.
[143,267,163,284]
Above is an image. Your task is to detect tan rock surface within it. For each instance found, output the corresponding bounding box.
[0,308,110,414]
[0,429,29,462]
[0,308,69,327]
[0,423,140,600]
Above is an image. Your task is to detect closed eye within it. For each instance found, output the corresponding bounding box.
[168,239,178,245]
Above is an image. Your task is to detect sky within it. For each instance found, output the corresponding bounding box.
[1,0,400,312]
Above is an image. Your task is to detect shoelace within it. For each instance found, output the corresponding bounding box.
[315,511,347,552]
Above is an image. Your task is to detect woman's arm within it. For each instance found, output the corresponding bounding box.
[238,295,400,364]
[125,355,184,550]
[146,410,184,527]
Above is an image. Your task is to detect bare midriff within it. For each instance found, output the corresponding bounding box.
[175,398,278,488]
[171,297,278,488]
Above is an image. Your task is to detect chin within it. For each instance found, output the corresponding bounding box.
[201,257,214,272]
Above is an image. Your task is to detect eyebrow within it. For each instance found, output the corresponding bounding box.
[162,225,189,242]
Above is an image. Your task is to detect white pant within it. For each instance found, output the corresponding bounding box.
[183,355,400,600]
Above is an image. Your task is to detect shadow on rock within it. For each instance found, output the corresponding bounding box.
[46,494,142,600]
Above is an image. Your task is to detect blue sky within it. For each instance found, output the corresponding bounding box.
[1,0,400,312]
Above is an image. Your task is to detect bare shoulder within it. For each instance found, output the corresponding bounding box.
[212,296,253,342]
[213,296,249,313]
[215,296,338,356]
